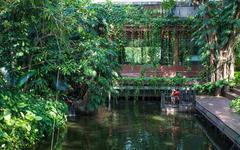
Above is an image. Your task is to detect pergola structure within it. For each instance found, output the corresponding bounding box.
[95,0,222,77]
[121,24,193,66]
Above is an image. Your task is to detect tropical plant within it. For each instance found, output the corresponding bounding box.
[0,90,67,149]
[162,0,176,11]
[119,76,196,87]
[0,0,127,110]
[192,0,240,82]
[193,79,231,95]
[230,97,240,113]
[235,36,240,70]
[234,71,240,85]
[0,0,129,149]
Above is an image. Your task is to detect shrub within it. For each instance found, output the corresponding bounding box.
[230,97,240,113]
[0,91,67,149]
[234,71,240,85]
[193,79,230,95]
[119,77,196,87]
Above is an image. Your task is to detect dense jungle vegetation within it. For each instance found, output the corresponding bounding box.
[0,0,239,149]
[0,0,129,148]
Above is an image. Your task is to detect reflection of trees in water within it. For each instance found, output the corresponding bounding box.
[96,106,106,124]
[61,101,215,150]
[171,116,181,149]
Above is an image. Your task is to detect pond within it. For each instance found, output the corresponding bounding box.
[40,100,231,150]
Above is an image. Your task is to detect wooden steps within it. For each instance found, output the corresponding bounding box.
[232,88,240,95]
[223,88,240,100]
[223,91,239,100]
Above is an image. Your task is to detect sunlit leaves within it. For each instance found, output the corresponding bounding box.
[0,91,67,149]
[230,97,240,113]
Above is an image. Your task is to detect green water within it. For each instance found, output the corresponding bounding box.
[42,100,231,150]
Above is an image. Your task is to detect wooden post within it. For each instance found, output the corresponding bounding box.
[108,92,111,111]
[161,93,165,109]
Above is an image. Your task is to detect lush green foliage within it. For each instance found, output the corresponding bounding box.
[0,0,238,148]
[122,16,193,66]
[234,71,240,85]
[192,0,239,63]
[0,0,197,109]
[119,76,195,87]
[102,1,195,66]
[162,0,176,11]
[193,79,234,95]
[0,0,128,149]
[0,0,124,109]
[0,90,67,149]
[194,70,240,95]
[235,36,240,70]
[192,0,239,81]
[230,97,240,113]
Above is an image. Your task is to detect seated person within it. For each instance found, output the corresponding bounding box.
[171,88,180,105]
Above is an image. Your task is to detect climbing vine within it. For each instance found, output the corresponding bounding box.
[117,6,195,66]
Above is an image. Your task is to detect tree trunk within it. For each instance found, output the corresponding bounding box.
[213,39,235,82]
[210,47,216,82]
[224,40,235,80]
[206,1,238,82]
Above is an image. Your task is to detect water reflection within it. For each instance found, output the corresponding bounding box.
[41,100,230,150]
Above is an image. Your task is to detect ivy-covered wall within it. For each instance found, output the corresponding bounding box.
[107,2,202,77]
[119,25,195,66]
[107,2,201,68]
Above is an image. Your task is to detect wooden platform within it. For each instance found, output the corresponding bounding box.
[161,103,194,113]
[195,96,240,148]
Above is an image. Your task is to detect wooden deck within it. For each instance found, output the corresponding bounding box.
[162,103,194,113]
[195,96,240,148]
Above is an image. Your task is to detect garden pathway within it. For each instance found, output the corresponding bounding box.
[196,96,240,148]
